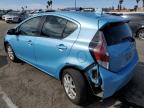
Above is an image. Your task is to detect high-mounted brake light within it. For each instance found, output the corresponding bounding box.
[91,31,109,69]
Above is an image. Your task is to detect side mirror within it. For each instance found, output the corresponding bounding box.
[7,29,19,35]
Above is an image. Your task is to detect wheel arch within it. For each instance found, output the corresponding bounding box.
[59,64,96,96]
[59,65,88,84]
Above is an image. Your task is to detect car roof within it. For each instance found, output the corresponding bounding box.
[39,11,101,22]
[41,11,126,27]
[28,11,127,29]
[43,11,124,19]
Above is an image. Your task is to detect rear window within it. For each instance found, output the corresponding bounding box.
[102,22,132,46]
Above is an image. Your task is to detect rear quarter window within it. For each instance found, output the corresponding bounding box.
[63,21,78,38]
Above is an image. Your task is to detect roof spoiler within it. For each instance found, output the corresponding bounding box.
[99,20,130,30]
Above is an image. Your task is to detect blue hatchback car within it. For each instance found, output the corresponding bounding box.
[4,12,139,104]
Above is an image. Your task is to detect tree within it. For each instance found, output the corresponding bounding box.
[119,0,123,5]
[136,0,140,8]
[118,4,120,10]
[21,6,24,11]
[119,0,123,10]
[46,0,53,10]
[112,6,114,10]
[134,5,138,11]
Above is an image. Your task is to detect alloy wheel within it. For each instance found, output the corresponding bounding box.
[63,73,77,100]
[138,29,144,40]
[7,45,14,60]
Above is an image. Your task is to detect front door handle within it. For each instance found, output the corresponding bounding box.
[57,44,67,51]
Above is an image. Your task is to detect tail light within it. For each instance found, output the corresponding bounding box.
[90,31,109,69]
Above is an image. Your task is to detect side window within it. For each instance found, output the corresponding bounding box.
[63,21,78,38]
[19,16,41,36]
[41,16,67,38]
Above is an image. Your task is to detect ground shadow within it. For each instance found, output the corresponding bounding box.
[0,55,8,68]
[82,62,144,108]
[0,56,144,108]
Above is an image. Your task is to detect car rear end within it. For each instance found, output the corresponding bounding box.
[88,17,139,98]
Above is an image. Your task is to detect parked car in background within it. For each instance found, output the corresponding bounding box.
[61,7,95,12]
[0,10,12,19]
[28,10,45,17]
[2,11,28,23]
[45,10,56,12]
[4,12,139,105]
[107,12,144,40]
[80,7,95,12]
[0,10,7,19]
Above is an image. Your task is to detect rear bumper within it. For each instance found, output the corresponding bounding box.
[99,51,139,98]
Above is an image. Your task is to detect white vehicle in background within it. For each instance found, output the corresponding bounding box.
[2,11,28,23]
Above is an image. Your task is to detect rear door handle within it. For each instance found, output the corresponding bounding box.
[57,44,67,51]
[27,40,32,42]
[27,40,32,45]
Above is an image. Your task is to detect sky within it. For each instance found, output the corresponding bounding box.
[0,0,143,10]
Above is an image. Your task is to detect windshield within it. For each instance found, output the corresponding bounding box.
[0,11,5,14]
[102,22,132,46]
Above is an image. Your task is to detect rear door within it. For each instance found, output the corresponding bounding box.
[34,15,80,75]
[102,22,136,72]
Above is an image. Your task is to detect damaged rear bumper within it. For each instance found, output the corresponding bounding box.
[86,51,139,98]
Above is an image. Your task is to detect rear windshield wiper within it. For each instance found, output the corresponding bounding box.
[121,37,135,42]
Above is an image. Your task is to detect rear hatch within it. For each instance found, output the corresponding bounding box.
[102,22,136,72]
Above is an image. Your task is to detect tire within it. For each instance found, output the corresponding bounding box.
[17,18,21,23]
[137,29,144,40]
[6,21,9,23]
[6,43,20,62]
[62,68,88,105]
